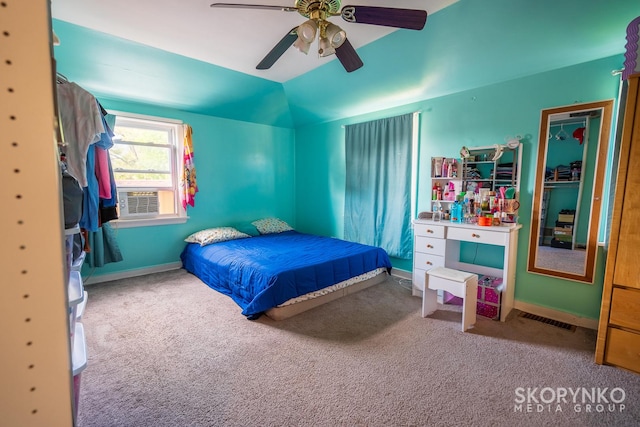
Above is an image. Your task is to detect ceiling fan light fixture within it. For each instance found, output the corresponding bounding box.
[293,36,311,54]
[214,1,428,72]
[297,19,317,43]
[325,22,346,48]
[318,37,335,57]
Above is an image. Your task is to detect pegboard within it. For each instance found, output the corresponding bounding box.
[0,1,74,426]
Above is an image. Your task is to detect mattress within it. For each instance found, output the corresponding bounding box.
[180,230,392,318]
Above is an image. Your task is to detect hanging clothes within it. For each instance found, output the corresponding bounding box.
[181,124,198,209]
[94,106,118,211]
[79,143,99,232]
[573,127,586,144]
[95,146,111,199]
[101,113,119,211]
[85,223,123,268]
[57,79,122,266]
[85,102,122,266]
[56,82,105,187]
[79,101,116,232]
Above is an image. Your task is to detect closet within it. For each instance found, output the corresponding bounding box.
[56,55,120,424]
[595,73,640,374]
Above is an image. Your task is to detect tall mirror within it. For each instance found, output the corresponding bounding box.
[528,100,613,283]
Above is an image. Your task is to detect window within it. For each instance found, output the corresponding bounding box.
[110,112,187,227]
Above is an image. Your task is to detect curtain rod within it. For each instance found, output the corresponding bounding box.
[341,111,421,128]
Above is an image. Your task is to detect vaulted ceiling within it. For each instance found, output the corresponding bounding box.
[51,0,639,128]
[51,0,457,82]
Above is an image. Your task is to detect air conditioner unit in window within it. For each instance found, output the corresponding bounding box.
[118,191,159,218]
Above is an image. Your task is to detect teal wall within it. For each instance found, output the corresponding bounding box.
[52,19,294,128]
[295,56,622,320]
[82,98,295,278]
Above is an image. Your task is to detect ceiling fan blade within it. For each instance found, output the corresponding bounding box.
[335,39,363,73]
[210,3,297,12]
[256,28,298,70]
[341,6,428,30]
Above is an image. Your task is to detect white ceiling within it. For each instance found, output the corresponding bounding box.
[51,0,457,83]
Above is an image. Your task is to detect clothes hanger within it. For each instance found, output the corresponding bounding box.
[555,124,569,141]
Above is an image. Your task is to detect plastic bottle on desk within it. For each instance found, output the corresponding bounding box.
[451,200,461,223]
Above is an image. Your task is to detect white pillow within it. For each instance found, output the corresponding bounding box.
[184,227,250,246]
[251,218,293,234]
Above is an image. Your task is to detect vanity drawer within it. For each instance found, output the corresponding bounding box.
[610,287,640,330]
[414,252,445,270]
[604,327,640,374]
[447,226,507,246]
[413,260,444,291]
[413,255,445,292]
[414,236,446,255]
[414,224,445,239]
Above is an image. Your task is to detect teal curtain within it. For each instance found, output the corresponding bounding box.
[344,113,414,259]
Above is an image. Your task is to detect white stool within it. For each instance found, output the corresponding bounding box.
[422,267,478,332]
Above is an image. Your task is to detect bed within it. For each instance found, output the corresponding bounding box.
[180,229,392,320]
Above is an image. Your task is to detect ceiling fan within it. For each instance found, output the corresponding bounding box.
[210,1,428,72]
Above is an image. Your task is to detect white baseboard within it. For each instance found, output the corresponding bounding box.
[513,300,599,330]
[83,262,182,285]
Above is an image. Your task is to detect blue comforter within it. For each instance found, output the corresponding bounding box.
[180,231,392,317]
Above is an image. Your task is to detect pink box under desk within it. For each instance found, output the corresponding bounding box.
[445,274,502,320]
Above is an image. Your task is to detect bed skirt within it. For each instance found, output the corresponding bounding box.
[264,267,389,320]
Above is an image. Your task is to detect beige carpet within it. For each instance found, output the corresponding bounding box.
[77,269,640,427]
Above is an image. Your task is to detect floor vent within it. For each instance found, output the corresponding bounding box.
[519,312,576,331]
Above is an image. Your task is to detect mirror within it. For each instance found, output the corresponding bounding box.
[528,100,613,283]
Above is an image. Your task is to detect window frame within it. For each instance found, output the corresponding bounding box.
[109,110,188,228]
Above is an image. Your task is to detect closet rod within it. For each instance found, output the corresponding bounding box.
[550,118,587,126]
[56,72,68,83]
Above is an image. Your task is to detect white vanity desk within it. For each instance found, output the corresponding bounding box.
[412,219,522,322]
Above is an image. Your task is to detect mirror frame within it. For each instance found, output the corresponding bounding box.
[528,100,613,283]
